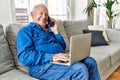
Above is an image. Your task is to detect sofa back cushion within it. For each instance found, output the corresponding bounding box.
[56,20,70,52]
[0,24,15,74]
[5,23,26,67]
[63,20,90,40]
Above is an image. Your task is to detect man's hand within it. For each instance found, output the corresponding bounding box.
[49,18,59,34]
[52,53,69,62]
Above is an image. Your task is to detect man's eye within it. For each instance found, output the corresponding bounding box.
[40,13,43,15]
[45,13,48,16]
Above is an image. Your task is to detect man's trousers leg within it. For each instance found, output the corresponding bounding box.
[81,57,101,80]
[30,62,89,80]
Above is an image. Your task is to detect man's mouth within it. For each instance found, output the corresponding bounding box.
[39,19,47,23]
[39,20,44,23]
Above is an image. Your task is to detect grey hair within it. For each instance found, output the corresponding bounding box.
[31,4,48,13]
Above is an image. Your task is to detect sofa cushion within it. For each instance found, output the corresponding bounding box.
[90,47,111,74]
[106,29,120,42]
[17,66,29,74]
[0,69,38,80]
[101,42,120,65]
[90,42,120,73]
[90,49,110,73]
[63,20,90,40]
[83,30,108,46]
[0,24,15,74]
[56,20,70,52]
[5,23,26,67]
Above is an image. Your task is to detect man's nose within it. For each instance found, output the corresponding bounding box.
[42,13,46,18]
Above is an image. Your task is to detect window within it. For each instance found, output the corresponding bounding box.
[14,0,29,23]
[14,0,70,23]
[47,0,70,20]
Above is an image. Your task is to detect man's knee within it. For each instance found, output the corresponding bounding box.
[71,62,89,80]
[83,57,98,68]
[71,62,88,72]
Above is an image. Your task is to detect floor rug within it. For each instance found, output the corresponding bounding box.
[107,66,120,80]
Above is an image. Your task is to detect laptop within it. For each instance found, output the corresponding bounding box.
[51,33,91,66]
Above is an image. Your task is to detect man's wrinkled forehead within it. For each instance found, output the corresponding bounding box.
[32,4,48,13]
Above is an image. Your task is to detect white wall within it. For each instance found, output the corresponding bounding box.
[70,0,88,20]
[0,0,15,28]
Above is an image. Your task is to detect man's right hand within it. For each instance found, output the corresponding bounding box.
[52,53,69,62]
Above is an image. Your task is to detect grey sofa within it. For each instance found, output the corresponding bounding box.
[0,20,120,80]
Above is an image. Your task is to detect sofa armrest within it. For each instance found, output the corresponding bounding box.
[106,29,120,42]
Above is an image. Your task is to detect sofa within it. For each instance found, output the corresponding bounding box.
[0,20,120,80]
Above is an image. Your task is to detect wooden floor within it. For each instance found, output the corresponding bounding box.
[107,66,120,80]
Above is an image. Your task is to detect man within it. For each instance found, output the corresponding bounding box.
[16,4,101,80]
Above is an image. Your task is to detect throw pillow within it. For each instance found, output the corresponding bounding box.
[88,25,109,42]
[83,30,109,46]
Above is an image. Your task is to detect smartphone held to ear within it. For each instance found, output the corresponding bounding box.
[48,16,54,27]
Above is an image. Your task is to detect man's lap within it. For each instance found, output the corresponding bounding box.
[30,57,95,79]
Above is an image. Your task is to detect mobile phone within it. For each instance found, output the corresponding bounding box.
[48,16,54,27]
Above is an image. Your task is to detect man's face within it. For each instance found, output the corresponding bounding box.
[31,5,48,27]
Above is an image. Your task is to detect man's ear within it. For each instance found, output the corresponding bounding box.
[31,12,33,17]
[31,12,35,20]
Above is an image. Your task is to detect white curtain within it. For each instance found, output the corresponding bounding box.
[99,0,108,28]
[94,0,107,27]
[47,0,70,20]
